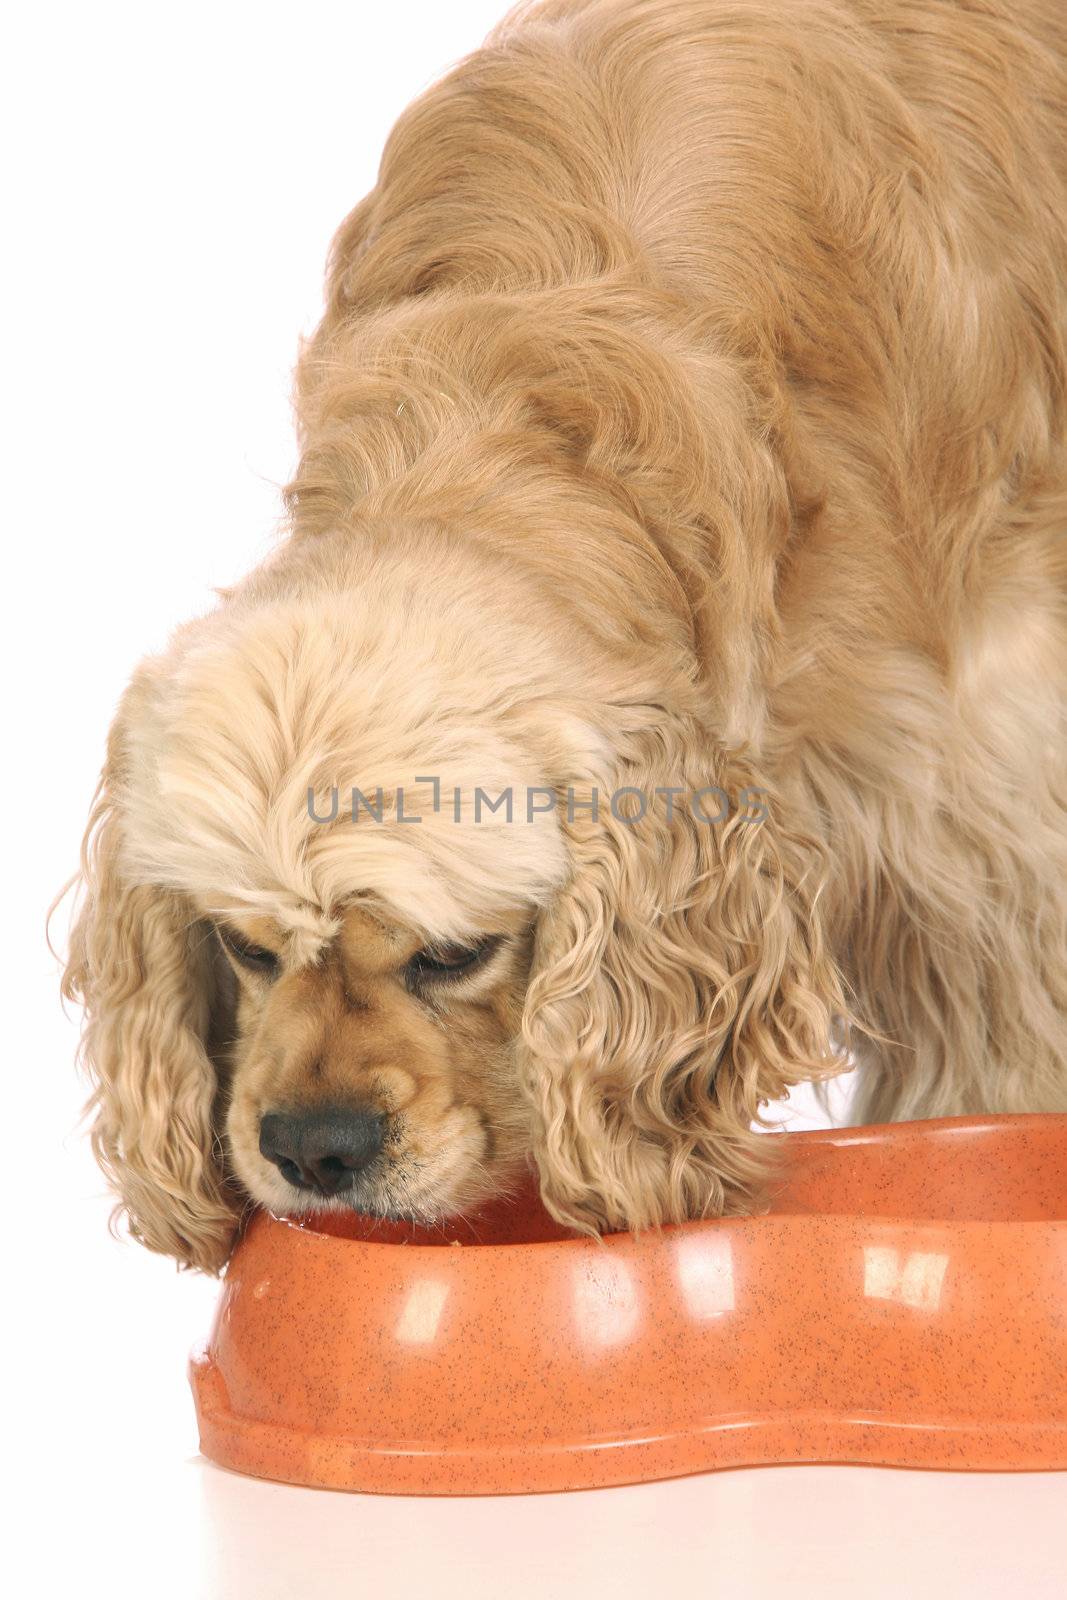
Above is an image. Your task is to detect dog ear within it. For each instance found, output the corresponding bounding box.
[520,713,848,1232]
[61,776,238,1273]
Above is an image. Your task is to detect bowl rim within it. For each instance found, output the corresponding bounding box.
[252,1111,1067,1257]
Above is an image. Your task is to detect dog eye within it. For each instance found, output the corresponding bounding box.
[215,924,280,978]
[406,937,499,983]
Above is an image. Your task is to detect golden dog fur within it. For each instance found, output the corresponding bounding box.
[63,0,1067,1271]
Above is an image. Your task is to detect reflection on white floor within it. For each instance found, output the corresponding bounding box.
[194,1457,1064,1600]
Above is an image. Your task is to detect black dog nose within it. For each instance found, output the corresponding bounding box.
[259,1106,385,1196]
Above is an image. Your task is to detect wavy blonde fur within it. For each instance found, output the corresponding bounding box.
[61,0,1067,1268]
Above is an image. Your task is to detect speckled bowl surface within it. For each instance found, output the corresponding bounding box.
[190,1114,1067,1494]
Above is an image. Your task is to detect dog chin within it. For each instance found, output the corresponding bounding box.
[264,1175,472,1228]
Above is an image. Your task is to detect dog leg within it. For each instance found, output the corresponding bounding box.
[846,622,1067,1125]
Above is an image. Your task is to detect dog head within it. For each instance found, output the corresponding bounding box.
[62,530,844,1270]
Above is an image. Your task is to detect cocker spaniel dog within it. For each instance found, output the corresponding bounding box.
[62,0,1067,1271]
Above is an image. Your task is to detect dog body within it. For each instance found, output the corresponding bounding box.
[66,0,1067,1270]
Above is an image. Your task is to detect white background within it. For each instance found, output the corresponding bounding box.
[6,3,1063,1595]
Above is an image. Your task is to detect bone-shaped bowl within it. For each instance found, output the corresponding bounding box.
[190,1114,1067,1493]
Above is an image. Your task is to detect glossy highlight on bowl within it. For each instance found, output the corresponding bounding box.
[190,1114,1067,1494]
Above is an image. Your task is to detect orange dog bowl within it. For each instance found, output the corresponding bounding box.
[190,1115,1067,1493]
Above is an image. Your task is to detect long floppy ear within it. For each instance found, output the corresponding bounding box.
[521,713,848,1232]
[60,777,238,1273]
